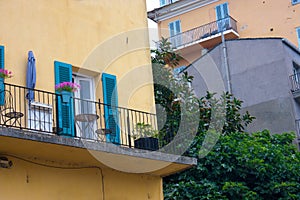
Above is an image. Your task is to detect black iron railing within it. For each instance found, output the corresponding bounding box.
[165,16,238,49]
[0,83,158,150]
[290,73,300,92]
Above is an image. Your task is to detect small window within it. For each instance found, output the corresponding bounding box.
[296,27,300,48]
[292,0,300,5]
[160,0,178,7]
[173,66,186,79]
[169,20,181,36]
[169,20,182,48]
[160,0,167,6]
[292,62,300,91]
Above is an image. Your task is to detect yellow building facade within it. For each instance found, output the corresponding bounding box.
[149,0,300,65]
[0,1,196,199]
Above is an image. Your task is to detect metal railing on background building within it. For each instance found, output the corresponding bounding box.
[295,119,300,139]
[0,83,159,150]
[290,73,300,92]
[164,16,238,49]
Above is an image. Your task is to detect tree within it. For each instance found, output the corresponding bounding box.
[152,39,300,199]
[164,131,300,199]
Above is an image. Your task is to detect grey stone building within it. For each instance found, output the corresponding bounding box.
[186,38,300,145]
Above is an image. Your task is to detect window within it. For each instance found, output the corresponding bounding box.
[297,27,300,48]
[173,65,186,79]
[293,62,300,91]
[169,20,182,48]
[215,2,230,31]
[292,0,300,5]
[160,0,178,7]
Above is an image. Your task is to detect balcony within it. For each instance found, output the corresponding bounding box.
[166,16,239,50]
[290,73,300,100]
[0,82,159,149]
[0,82,196,175]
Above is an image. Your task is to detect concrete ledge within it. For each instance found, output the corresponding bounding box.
[0,127,197,171]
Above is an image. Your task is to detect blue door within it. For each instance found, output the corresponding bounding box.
[102,73,120,144]
[54,61,75,137]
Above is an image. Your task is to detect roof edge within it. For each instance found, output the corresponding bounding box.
[186,37,300,69]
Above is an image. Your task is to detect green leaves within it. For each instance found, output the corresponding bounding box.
[164,131,300,199]
[151,38,300,199]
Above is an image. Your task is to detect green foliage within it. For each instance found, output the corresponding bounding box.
[151,37,182,68]
[132,122,159,139]
[152,39,300,199]
[164,131,300,199]
[151,38,199,146]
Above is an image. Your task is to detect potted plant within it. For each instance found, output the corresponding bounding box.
[55,82,80,103]
[0,69,13,79]
[132,122,159,151]
[0,69,13,105]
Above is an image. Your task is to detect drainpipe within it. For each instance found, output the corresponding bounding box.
[221,27,231,94]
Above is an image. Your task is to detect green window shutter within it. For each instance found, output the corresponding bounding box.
[102,73,120,144]
[54,61,75,137]
[0,46,5,105]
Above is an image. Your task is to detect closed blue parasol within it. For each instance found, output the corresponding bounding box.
[26,51,36,102]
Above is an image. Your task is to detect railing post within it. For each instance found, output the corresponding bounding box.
[127,109,132,148]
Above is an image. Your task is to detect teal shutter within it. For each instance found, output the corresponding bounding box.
[102,73,120,144]
[0,46,4,70]
[54,61,75,137]
[169,20,182,48]
[168,20,181,37]
[0,46,5,105]
[216,2,230,31]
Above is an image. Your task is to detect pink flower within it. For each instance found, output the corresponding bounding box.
[55,82,80,93]
[0,69,13,79]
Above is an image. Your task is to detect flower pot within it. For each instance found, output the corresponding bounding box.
[134,137,159,151]
[61,91,73,103]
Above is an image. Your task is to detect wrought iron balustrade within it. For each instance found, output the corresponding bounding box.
[296,119,300,137]
[290,73,300,92]
[0,83,158,149]
[165,16,238,49]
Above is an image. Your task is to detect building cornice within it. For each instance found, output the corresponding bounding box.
[148,0,219,22]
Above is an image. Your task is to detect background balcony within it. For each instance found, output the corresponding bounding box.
[290,73,300,100]
[165,16,239,50]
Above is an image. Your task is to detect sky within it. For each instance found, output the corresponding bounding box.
[146,0,159,28]
[146,0,160,11]
[146,0,160,47]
